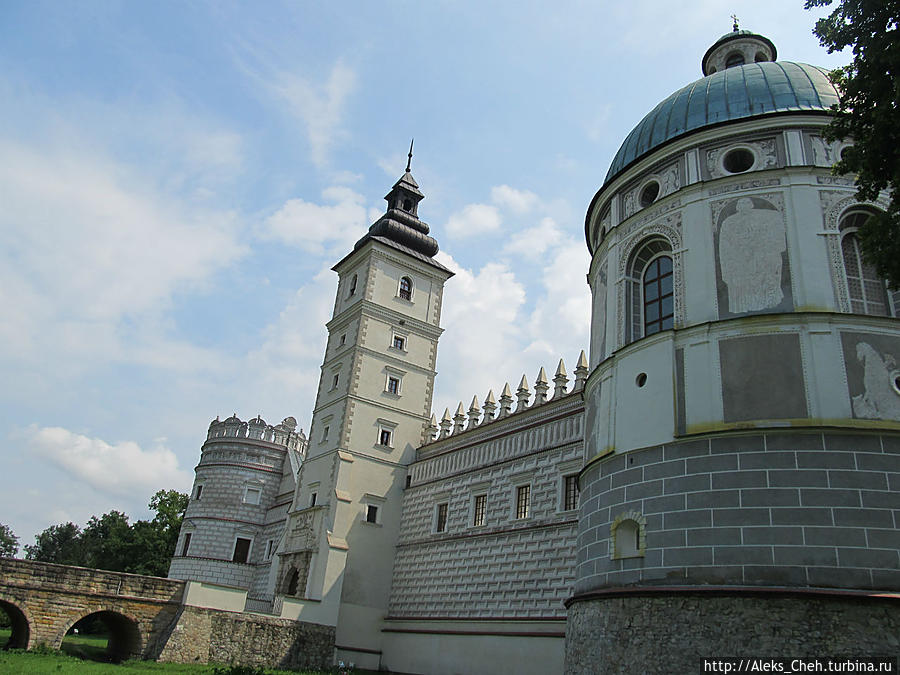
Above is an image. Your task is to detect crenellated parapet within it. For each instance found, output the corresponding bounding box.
[423,350,588,445]
[207,414,307,452]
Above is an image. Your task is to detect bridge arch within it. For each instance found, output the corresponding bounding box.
[0,598,30,649]
[58,609,142,662]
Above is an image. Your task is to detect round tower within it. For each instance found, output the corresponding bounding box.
[568,26,900,672]
[168,414,307,603]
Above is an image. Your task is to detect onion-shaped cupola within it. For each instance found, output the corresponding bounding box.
[354,140,440,258]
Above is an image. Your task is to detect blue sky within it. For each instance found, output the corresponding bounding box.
[0,1,849,551]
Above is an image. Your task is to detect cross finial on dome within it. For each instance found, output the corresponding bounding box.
[731,14,739,31]
[406,138,414,173]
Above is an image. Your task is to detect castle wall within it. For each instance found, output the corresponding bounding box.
[566,592,900,675]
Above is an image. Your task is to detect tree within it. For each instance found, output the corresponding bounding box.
[0,523,19,558]
[21,490,188,576]
[806,0,900,287]
[24,522,85,565]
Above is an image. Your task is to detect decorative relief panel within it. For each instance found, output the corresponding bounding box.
[708,177,781,196]
[711,193,792,318]
[593,260,608,361]
[809,135,851,167]
[620,160,681,220]
[840,332,900,421]
[706,138,777,179]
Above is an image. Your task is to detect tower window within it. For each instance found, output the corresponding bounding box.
[193,484,203,500]
[723,148,755,174]
[366,504,379,523]
[348,274,358,297]
[392,335,406,351]
[232,537,252,563]
[643,256,674,336]
[840,211,891,316]
[339,334,346,347]
[379,428,393,447]
[310,492,317,507]
[243,487,262,505]
[515,485,531,519]
[639,181,659,208]
[387,376,400,395]
[332,374,339,390]
[725,52,745,68]
[181,533,192,557]
[321,425,329,442]
[403,198,413,211]
[265,539,275,560]
[399,277,413,301]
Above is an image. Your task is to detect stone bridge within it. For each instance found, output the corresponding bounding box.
[0,558,334,667]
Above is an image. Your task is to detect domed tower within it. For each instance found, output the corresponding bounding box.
[168,414,307,605]
[568,26,900,671]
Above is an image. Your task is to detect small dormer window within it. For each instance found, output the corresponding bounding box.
[725,52,745,68]
[399,277,412,301]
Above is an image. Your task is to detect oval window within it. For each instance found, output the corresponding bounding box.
[639,181,660,208]
[723,148,755,174]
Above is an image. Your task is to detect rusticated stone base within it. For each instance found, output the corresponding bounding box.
[565,589,900,674]
[158,606,334,670]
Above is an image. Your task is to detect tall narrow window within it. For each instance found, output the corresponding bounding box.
[348,274,358,297]
[379,428,393,447]
[366,504,378,523]
[193,484,203,500]
[399,276,412,301]
[387,376,400,394]
[473,494,486,526]
[232,537,252,563]
[310,492,317,507]
[564,475,579,511]
[841,211,890,316]
[435,503,448,532]
[626,237,674,343]
[332,374,339,389]
[516,485,530,519]
[265,539,275,560]
[181,532,192,557]
[392,335,406,351]
[643,256,674,336]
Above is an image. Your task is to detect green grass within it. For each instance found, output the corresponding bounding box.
[0,649,348,674]
[60,631,110,661]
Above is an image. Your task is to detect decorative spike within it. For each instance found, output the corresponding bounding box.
[453,402,467,434]
[426,413,438,442]
[515,375,531,412]
[467,395,480,429]
[574,350,589,392]
[533,367,550,405]
[499,383,513,418]
[440,408,453,438]
[553,358,569,399]
[482,390,497,424]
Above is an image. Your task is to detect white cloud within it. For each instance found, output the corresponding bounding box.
[444,203,502,239]
[503,217,564,259]
[269,62,356,167]
[491,185,539,214]
[0,139,246,372]
[26,426,193,497]
[261,186,370,255]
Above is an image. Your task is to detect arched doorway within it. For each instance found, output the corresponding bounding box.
[0,600,29,649]
[61,610,140,662]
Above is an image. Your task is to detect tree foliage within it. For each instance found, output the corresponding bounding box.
[806,0,900,287]
[23,490,188,577]
[0,522,19,558]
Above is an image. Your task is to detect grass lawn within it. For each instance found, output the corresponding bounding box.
[0,649,346,674]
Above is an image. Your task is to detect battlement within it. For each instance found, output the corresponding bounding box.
[423,350,588,445]
[206,413,307,452]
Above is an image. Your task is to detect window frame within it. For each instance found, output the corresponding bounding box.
[398,276,413,301]
[839,210,894,317]
[641,253,674,337]
[181,532,192,557]
[515,484,531,520]
[562,474,580,512]
[434,502,449,533]
[232,536,253,564]
[472,493,487,527]
[242,485,262,505]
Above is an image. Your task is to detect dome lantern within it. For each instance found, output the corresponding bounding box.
[701,19,777,76]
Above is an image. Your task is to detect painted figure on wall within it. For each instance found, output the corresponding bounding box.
[594,262,608,360]
[719,197,786,313]
[851,342,900,420]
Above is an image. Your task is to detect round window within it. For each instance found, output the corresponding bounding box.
[639,181,660,208]
[891,370,900,396]
[636,373,647,388]
[723,148,755,174]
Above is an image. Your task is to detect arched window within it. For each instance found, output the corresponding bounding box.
[611,511,645,559]
[725,52,745,68]
[399,276,413,301]
[840,210,892,316]
[287,568,300,596]
[626,237,674,343]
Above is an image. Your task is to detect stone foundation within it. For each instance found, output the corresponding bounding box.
[565,589,900,674]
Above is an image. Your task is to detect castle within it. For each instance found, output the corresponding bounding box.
[168,26,900,674]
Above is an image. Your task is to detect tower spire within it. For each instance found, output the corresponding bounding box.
[406,138,414,173]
